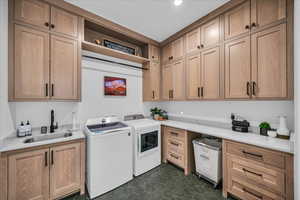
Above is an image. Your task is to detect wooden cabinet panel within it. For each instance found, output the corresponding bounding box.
[185,28,200,54]
[14,24,49,100]
[251,0,286,29]
[224,1,250,40]
[51,7,78,38]
[172,59,185,100]
[201,17,220,48]
[14,0,50,29]
[50,143,81,199]
[151,62,161,100]
[186,54,201,99]
[149,45,160,62]
[8,148,49,200]
[162,43,172,64]
[50,35,79,100]
[225,36,251,99]
[172,37,184,61]
[143,63,152,101]
[251,24,287,98]
[162,64,173,100]
[201,46,220,99]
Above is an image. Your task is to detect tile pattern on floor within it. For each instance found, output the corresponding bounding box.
[64,164,235,200]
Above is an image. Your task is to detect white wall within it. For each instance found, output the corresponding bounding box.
[0,0,15,139]
[294,0,300,199]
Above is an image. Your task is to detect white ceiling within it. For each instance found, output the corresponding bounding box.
[65,0,229,42]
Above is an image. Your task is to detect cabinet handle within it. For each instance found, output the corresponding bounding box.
[197,87,200,97]
[245,25,250,29]
[51,150,54,165]
[246,82,250,96]
[242,150,263,159]
[169,90,171,99]
[44,22,49,27]
[170,132,178,136]
[170,56,173,60]
[170,153,179,159]
[170,141,179,146]
[242,168,263,177]
[152,56,155,59]
[200,44,204,48]
[51,84,54,97]
[197,45,201,49]
[242,188,263,200]
[45,152,48,166]
[252,81,257,96]
[171,90,174,98]
[251,22,257,28]
[201,87,204,97]
[51,24,55,29]
[152,91,155,99]
[45,83,48,97]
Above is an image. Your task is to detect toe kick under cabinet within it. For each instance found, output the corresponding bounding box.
[223,140,294,200]
[0,139,85,200]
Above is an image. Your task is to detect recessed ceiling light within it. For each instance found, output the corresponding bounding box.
[174,0,183,6]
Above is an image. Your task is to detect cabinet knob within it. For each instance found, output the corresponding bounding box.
[200,44,204,48]
[44,22,49,27]
[152,56,155,59]
[251,22,257,28]
[245,25,250,29]
[51,24,55,29]
[197,45,201,49]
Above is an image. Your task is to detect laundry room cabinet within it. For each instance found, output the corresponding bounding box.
[9,0,82,101]
[0,139,85,200]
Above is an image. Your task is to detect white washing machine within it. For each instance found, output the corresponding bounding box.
[124,115,161,176]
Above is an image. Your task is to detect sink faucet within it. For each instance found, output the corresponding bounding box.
[50,110,58,133]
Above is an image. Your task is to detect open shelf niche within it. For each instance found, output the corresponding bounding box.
[82,20,150,64]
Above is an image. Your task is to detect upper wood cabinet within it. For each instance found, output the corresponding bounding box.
[251,0,286,29]
[162,64,173,100]
[50,36,79,100]
[162,43,172,64]
[251,24,287,99]
[143,62,161,101]
[225,36,251,99]
[149,45,160,62]
[200,17,220,49]
[172,59,185,100]
[14,24,50,100]
[186,47,220,100]
[8,148,50,200]
[162,37,184,64]
[50,143,81,199]
[51,7,78,38]
[14,0,50,29]
[224,1,251,40]
[185,28,200,55]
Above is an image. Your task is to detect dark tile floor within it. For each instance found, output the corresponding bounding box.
[64,164,234,200]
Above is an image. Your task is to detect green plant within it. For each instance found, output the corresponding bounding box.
[259,122,271,129]
[150,107,162,116]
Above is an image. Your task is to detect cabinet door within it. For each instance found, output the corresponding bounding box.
[201,46,220,99]
[8,148,50,200]
[149,45,160,62]
[172,59,185,100]
[185,28,200,54]
[251,24,287,98]
[50,143,81,199]
[50,35,79,100]
[224,1,250,40]
[14,0,50,29]
[151,62,161,100]
[186,53,201,99]
[162,64,173,100]
[143,62,152,101]
[172,37,184,61]
[14,24,50,100]
[225,36,251,99]
[201,17,220,48]
[251,0,286,29]
[51,7,78,38]
[162,43,172,64]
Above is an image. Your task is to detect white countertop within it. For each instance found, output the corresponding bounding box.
[0,129,85,153]
[160,120,294,154]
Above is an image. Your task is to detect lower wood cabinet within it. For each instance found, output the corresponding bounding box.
[223,140,293,200]
[0,139,85,200]
[162,126,198,175]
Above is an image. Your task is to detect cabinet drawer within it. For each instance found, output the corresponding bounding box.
[167,138,184,155]
[229,179,284,200]
[226,141,285,169]
[167,151,184,168]
[166,127,186,142]
[228,155,285,195]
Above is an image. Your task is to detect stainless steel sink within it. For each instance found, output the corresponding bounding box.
[24,132,73,144]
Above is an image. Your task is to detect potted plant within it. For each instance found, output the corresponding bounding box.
[259,122,271,136]
[150,107,162,120]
